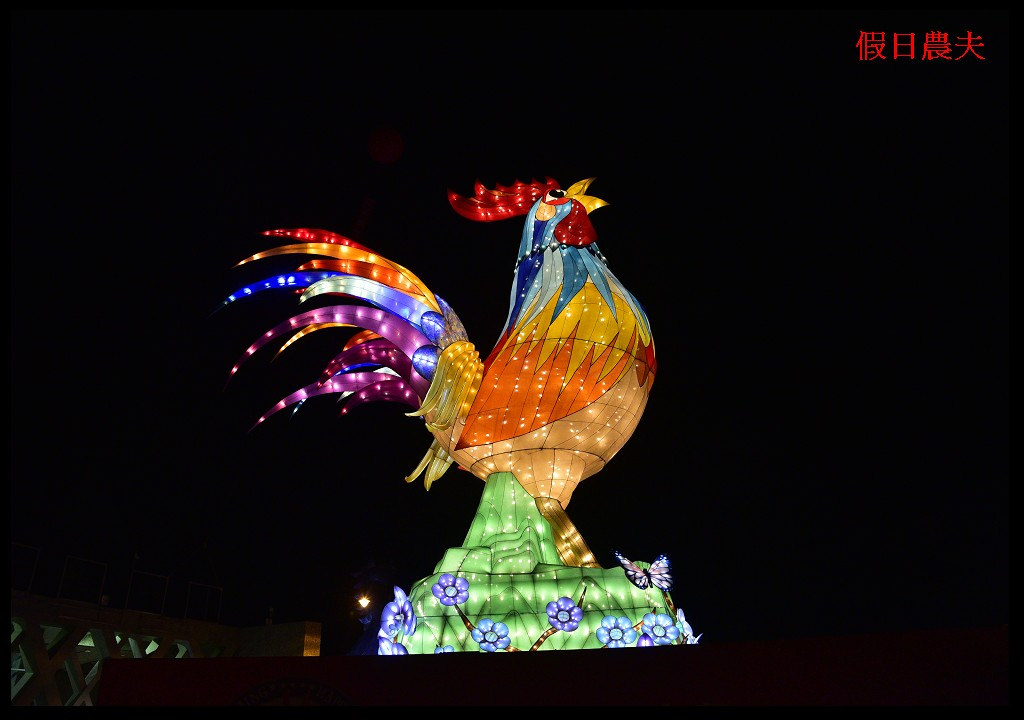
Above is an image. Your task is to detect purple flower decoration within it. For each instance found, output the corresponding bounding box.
[377,630,409,656]
[637,633,655,648]
[433,645,455,654]
[641,612,680,645]
[596,615,638,648]
[380,586,416,638]
[471,618,510,652]
[431,573,470,607]
[546,596,584,632]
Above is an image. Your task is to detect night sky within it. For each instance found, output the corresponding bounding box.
[11,11,1008,656]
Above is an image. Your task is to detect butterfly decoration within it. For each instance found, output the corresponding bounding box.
[614,550,674,592]
[675,608,703,644]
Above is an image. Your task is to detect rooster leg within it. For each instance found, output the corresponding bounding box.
[535,497,602,568]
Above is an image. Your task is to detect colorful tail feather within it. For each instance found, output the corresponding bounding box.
[223,228,483,487]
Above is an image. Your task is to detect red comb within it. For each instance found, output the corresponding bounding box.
[447,177,559,222]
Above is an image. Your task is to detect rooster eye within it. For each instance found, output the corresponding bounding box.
[544,189,567,203]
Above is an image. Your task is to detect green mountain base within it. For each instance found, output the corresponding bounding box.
[403,472,675,653]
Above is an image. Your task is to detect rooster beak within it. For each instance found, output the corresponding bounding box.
[564,177,609,214]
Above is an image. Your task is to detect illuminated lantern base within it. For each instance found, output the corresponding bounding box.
[405,472,680,652]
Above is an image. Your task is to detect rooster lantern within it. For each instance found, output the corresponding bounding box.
[224,178,681,653]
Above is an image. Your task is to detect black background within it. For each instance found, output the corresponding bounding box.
[11,11,1008,656]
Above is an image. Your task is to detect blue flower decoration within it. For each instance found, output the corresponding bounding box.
[471,618,511,652]
[434,645,455,654]
[377,631,409,656]
[431,573,470,607]
[596,615,638,648]
[641,612,680,645]
[546,596,584,632]
[380,586,417,638]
